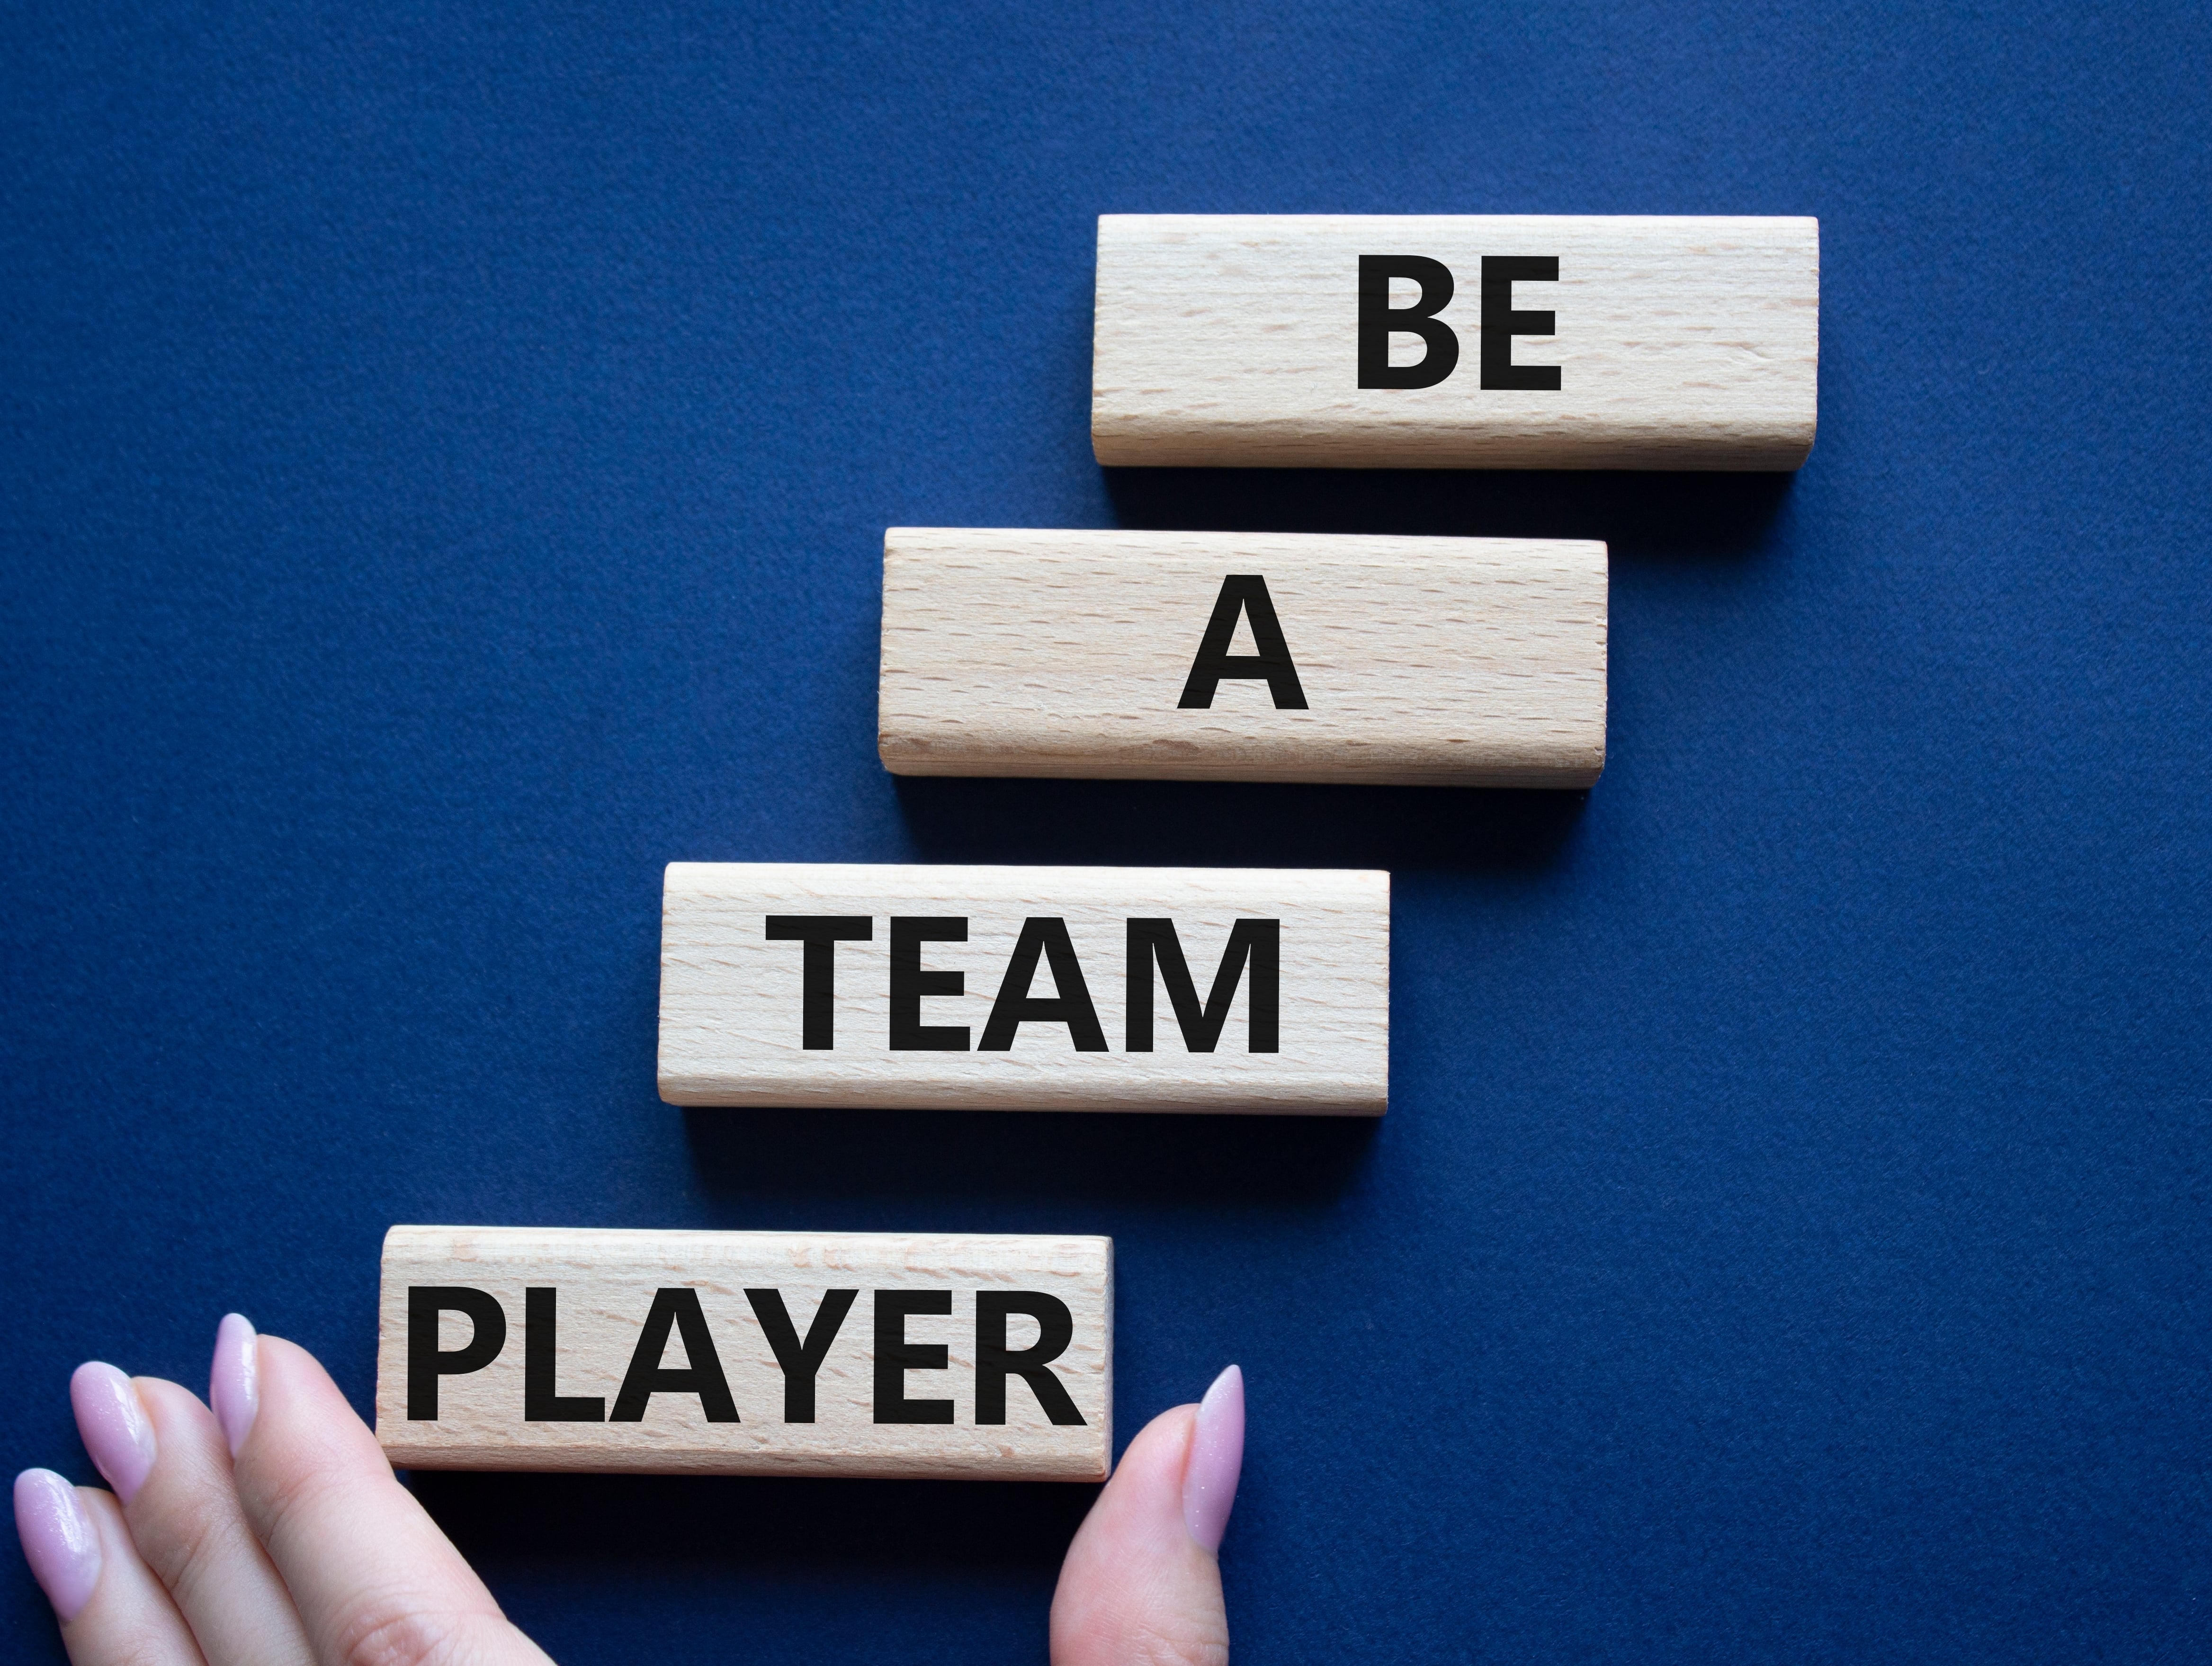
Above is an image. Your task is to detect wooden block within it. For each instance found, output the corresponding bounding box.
[659,861,1388,1114]
[1093,213,1818,469]
[878,527,1605,787]
[376,1225,1112,1480]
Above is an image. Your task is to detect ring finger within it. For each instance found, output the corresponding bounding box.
[15,1470,205,1666]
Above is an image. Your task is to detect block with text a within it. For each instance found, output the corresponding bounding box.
[376,1226,1112,1479]
[1093,214,1818,469]
[878,527,1605,787]
[659,862,1388,1114]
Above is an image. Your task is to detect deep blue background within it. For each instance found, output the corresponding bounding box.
[5,2,2209,1660]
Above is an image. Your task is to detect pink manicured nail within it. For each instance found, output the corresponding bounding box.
[210,1314,259,1457]
[14,1469,101,1623]
[1181,1363,1245,1554]
[70,1364,156,1504]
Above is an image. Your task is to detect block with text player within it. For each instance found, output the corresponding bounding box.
[377,1226,1112,1480]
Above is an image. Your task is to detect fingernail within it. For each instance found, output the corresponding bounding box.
[14,1469,101,1622]
[69,1364,157,1504]
[1181,1363,1245,1554]
[210,1314,259,1457]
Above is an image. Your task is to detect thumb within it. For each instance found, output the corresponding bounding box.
[1050,1364,1244,1666]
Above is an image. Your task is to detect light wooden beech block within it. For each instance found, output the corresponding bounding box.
[376,1226,1111,1479]
[878,527,1605,787]
[1093,214,1818,469]
[659,861,1388,1114]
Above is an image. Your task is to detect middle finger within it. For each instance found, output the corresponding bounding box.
[72,1362,315,1666]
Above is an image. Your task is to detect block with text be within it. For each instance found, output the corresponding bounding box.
[878,527,1605,787]
[1093,214,1818,469]
[376,1226,1112,1479]
[659,861,1388,1114]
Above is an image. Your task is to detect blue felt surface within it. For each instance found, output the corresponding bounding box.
[4,2,2210,1660]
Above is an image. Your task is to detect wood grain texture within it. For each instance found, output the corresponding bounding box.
[1093,214,1818,469]
[376,1226,1112,1479]
[659,861,1388,1114]
[878,527,1606,787]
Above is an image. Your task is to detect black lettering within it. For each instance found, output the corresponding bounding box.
[524,1288,607,1421]
[975,1292,1084,1426]
[744,1288,858,1423]
[406,1287,506,1421]
[873,1290,954,1424]
[1479,255,1561,391]
[764,915,873,1049]
[978,918,1108,1051]
[1177,575,1307,711]
[1358,254,1459,389]
[1126,918,1280,1053]
[888,917,970,1051]
[609,1288,739,1422]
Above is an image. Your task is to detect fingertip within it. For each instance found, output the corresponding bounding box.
[1050,1395,1229,1666]
[71,1362,158,1504]
[14,1468,102,1622]
[1182,1364,1245,1555]
[210,1314,258,1457]
[58,1484,214,1664]
[224,1334,544,1666]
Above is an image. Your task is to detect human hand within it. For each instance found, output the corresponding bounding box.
[15,1316,1243,1665]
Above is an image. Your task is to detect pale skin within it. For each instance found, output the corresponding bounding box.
[16,1318,1240,1666]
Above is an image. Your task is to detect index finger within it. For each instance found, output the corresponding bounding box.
[217,1317,553,1666]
